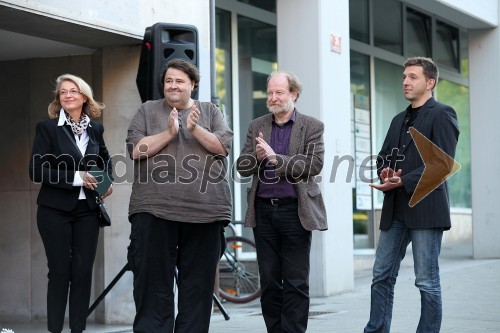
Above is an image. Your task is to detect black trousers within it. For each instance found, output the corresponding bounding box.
[253,201,312,333]
[37,200,100,333]
[127,213,223,333]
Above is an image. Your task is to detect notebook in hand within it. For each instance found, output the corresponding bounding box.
[88,166,113,197]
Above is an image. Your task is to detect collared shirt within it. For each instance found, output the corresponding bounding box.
[256,110,298,199]
[58,110,89,199]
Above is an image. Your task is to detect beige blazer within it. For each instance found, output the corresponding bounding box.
[236,110,327,231]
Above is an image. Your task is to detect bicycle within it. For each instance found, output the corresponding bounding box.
[218,224,261,303]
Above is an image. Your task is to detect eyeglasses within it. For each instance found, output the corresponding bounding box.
[59,89,81,97]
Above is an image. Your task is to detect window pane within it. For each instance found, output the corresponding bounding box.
[350,0,370,43]
[350,51,373,249]
[460,31,469,78]
[374,0,402,54]
[406,8,431,57]
[237,0,276,13]
[436,81,471,208]
[237,15,277,225]
[350,51,370,96]
[215,8,234,222]
[237,15,276,122]
[216,8,232,124]
[435,21,459,70]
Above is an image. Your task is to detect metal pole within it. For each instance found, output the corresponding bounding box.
[209,0,221,107]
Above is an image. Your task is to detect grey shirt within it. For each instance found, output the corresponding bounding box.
[127,99,233,223]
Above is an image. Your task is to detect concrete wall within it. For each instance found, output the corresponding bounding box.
[469,26,500,258]
[95,45,143,322]
[444,211,473,244]
[0,59,32,321]
[0,55,100,321]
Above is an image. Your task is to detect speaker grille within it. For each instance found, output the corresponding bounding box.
[164,48,175,59]
[185,50,194,60]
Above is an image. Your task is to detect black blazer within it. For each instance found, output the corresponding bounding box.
[29,118,112,211]
[377,97,459,230]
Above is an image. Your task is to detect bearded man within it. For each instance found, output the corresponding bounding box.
[236,71,327,333]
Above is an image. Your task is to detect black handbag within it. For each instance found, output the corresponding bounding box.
[96,196,111,227]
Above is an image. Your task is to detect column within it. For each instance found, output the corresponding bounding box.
[277,0,354,296]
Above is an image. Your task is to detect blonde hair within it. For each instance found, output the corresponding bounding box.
[47,74,105,119]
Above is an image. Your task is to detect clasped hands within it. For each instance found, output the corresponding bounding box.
[255,132,277,165]
[168,104,200,134]
[369,167,403,192]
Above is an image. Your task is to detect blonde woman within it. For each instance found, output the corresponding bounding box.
[29,74,113,333]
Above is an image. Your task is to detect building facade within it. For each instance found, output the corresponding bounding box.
[0,0,498,324]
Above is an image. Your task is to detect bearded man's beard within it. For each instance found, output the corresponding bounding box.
[267,98,294,115]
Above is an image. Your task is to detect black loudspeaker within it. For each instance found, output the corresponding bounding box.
[136,23,199,103]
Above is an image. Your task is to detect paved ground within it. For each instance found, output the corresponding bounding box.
[2,239,499,332]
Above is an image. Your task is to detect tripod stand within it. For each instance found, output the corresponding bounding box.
[87,263,230,320]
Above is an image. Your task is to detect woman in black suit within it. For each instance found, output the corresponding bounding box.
[29,74,113,333]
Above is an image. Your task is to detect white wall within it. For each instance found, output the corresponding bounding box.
[2,0,210,43]
[469,25,500,258]
[437,0,498,26]
[277,0,354,296]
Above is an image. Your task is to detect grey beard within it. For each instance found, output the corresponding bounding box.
[267,99,295,114]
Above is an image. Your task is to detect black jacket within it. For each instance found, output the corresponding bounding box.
[29,118,112,211]
[377,97,460,230]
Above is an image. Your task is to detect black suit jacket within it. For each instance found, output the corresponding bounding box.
[29,118,112,211]
[377,97,459,230]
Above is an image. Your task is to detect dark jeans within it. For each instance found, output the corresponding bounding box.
[127,213,223,333]
[37,200,100,333]
[253,201,312,333]
[364,220,444,333]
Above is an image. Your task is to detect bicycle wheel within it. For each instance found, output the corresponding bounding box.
[218,236,261,303]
